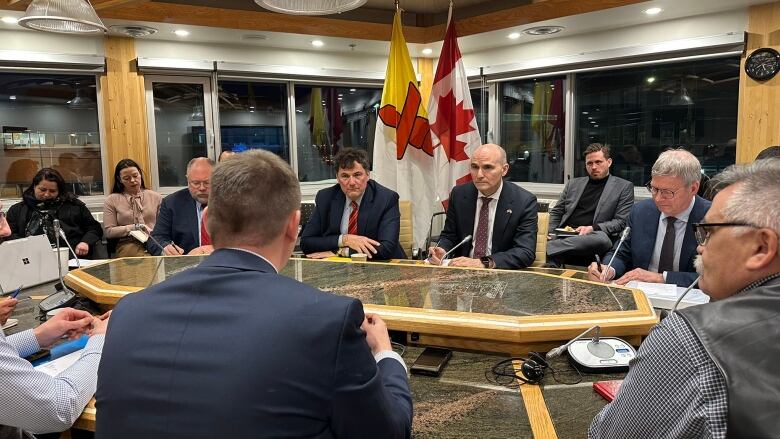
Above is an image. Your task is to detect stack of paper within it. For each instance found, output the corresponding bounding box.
[626,281,710,309]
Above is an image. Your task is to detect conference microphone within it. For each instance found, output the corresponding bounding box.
[441,235,472,260]
[602,226,631,281]
[547,325,600,359]
[54,219,80,269]
[671,275,701,312]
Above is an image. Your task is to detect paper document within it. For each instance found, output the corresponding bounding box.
[626,281,710,309]
[69,259,109,269]
[2,318,18,331]
[34,349,83,377]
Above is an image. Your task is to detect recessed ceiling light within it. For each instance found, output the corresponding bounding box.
[507,32,521,40]
[1,16,18,24]
[644,7,662,15]
[174,29,189,37]
[421,48,433,55]
[646,76,656,84]
[311,40,324,47]
[523,26,564,36]
[349,88,356,92]
[582,111,589,115]
[9,95,17,100]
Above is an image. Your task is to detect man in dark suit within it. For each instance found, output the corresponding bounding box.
[148,157,214,255]
[301,148,406,260]
[589,149,711,287]
[547,143,634,264]
[428,144,538,269]
[96,150,412,439]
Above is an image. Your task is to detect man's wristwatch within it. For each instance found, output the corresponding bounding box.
[480,256,495,269]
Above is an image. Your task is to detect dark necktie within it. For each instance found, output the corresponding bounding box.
[472,197,491,259]
[348,201,358,235]
[657,216,677,273]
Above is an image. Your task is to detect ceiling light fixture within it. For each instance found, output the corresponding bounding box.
[254,0,367,15]
[9,95,17,100]
[671,79,694,106]
[174,29,190,37]
[421,48,433,55]
[523,25,564,36]
[311,40,324,47]
[507,32,520,40]
[644,7,662,15]
[18,0,107,34]
[646,76,656,84]
[1,16,19,24]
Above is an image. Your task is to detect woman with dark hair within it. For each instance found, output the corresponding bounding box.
[102,159,162,257]
[5,168,102,258]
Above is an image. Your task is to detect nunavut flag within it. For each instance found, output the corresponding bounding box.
[428,12,482,211]
[372,9,435,251]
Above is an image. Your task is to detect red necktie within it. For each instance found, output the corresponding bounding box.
[200,209,211,245]
[348,201,358,235]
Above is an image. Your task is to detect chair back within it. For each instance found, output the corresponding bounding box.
[398,200,413,258]
[531,211,549,267]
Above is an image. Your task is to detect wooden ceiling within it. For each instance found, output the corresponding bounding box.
[4,0,650,43]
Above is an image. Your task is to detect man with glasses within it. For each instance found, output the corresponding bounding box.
[301,148,406,260]
[589,158,780,438]
[149,157,215,256]
[588,149,710,287]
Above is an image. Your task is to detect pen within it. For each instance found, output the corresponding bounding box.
[10,285,23,299]
[595,254,603,273]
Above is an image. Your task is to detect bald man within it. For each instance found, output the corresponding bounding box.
[428,144,538,269]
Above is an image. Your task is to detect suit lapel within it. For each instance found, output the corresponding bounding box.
[561,178,587,226]
[593,176,615,222]
[462,185,478,252]
[637,203,660,269]
[331,188,346,235]
[492,184,513,250]
[679,196,705,270]
[357,182,375,236]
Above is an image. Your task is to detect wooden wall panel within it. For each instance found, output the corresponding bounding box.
[737,2,780,163]
[100,36,151,188]
[417,57,434,109]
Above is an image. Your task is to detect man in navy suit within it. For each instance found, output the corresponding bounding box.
[149,157,214,256]
[301,148,406,260]
[588,149,711,287]
[428,144,538,269]
[96,150,412,439]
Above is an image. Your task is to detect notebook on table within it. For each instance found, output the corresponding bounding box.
[593,380,623,402]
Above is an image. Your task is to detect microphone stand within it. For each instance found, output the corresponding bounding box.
[671,275,701,313]
[603,227,631,281]
[53,219,76,295]
[441,235,473,260]
[546,325,600,359]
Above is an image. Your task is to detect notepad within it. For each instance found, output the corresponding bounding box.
[34,349,83,377]
[129,229,149,244]
[1,318,18,331]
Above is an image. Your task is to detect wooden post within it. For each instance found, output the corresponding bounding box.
[100,36,150,187]
[736,1,780,163]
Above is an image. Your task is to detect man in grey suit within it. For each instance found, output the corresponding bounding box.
[547,144,634,265]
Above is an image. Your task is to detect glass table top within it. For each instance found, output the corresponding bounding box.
[78,257,638,317]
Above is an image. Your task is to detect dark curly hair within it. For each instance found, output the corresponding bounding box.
[24,168,76,202]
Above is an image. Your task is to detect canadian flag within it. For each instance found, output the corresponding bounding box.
[428,14,482,210]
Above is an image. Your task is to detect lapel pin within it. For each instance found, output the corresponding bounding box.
[506,209,512,215]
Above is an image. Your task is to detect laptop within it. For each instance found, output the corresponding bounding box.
[0,234,61,294]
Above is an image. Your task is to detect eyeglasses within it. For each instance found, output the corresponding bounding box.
[692,222,758,246]
[645,182,683,200]
[188,180,210,189]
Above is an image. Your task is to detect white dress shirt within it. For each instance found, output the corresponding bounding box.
[0,328,104,435]
[469,181,503,258]
[648,196,696,277]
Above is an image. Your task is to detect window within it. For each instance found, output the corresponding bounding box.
[470,81,488,144]
[499,77,566,183]
[217,81,289,160]
[574,57,739,186]
[0,73,102,197]
[294,85,381,182]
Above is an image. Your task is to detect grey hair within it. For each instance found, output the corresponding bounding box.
[186,157,215,173]
[651,149,701,186]
[208,150,300,247]
[711,158,780,235]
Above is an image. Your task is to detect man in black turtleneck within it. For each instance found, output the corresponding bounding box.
[590,158,780,439]
[547,143,634,266]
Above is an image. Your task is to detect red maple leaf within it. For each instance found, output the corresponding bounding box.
[430,91,475,162]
